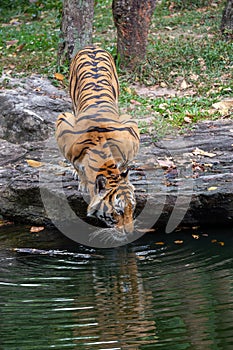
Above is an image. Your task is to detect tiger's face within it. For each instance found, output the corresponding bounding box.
[87,173,136,234]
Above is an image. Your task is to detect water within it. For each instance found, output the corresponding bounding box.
[0,225,233,350]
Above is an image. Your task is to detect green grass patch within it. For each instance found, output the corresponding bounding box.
[118,84,223,138]
[0,0,232,135]
[0,1,61,76]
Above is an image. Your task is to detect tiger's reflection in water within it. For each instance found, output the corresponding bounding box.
[71,249,157,348]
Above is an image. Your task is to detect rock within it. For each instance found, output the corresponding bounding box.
[0,140,27,166]
[0,76,233,232]
[0,75,70,143]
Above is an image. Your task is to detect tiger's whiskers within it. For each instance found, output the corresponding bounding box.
[89,227,129,245]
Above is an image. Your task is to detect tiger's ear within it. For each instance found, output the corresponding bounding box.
[95,174,107,194]
[87,188,111,217]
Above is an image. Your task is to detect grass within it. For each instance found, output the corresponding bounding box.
[0,0,232,136]
[0,1,62,77]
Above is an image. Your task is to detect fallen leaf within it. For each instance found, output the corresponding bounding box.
[16,43,25,52]
[180,79,188,90]
[54,72,65,81]
[160,82,167,88]
[192,161,205,172]
[158,103,168,110]
[208,186,218,191]
[218,241,225,246]
[184,116,192,123]
[26,159,43,167]
[0,220,14,227]
[124,86,132,94]
[174,240,183,244]
[190,73,199,81]
[6,39,19,48]
[164,167,178,180]
[198,57,206,71]
[130,99,141,106]
[30,226,45,233]
[157,158,175,168]
[155,241,165,245]
[137,255,146,260]
[212,99,233,114]
[9,18,21,25]
[58,160,70,167]
[211,239,217,243]
[192,234,199,239]
[192,147,216,158]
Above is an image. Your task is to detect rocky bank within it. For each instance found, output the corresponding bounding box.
[0,76,232,232]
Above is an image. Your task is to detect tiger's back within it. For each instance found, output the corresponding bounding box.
[70,46,119,115]
[56,46,140,234]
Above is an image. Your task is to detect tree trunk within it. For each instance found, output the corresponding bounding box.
[221,0,233,40]
[112,0,156,70]
[58,0,94,65]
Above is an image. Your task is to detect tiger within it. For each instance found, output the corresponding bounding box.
[56,46,140,234]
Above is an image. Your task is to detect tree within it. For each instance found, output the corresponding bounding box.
[112,0,156,70]
[221,0,233,40]
[58,0,94,65]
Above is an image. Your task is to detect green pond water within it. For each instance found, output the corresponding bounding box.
[0,225,233,350]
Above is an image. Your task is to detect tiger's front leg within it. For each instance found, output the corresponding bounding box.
[76,168,89,193]
[70,167,89,193]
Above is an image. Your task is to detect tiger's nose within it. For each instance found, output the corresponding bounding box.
[117,222,134,235]
[124,222,134,234]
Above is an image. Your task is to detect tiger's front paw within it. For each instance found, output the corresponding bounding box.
[72,169,79,180]
[78,181,88,193]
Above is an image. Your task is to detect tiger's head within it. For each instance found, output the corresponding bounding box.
[87,170,136,234]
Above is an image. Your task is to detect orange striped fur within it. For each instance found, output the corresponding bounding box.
[56,46,139,233]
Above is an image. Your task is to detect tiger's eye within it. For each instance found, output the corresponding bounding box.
[116,209,124,216]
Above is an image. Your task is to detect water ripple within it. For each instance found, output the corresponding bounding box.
[0,227,233,349]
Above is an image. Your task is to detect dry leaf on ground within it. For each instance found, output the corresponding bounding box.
[155,241,165,245]
[180,79,189,90]
[54,72,65,81]
[130,99,141,106]
[157,158,175,168]
[208,186,218,191]
[192,147,216,158]
[0,220,14,227]
[26,159,43,167]
[212,99,233,115]
[6,40,19,48]
[184,116,192,123]
[30,226,45,233]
